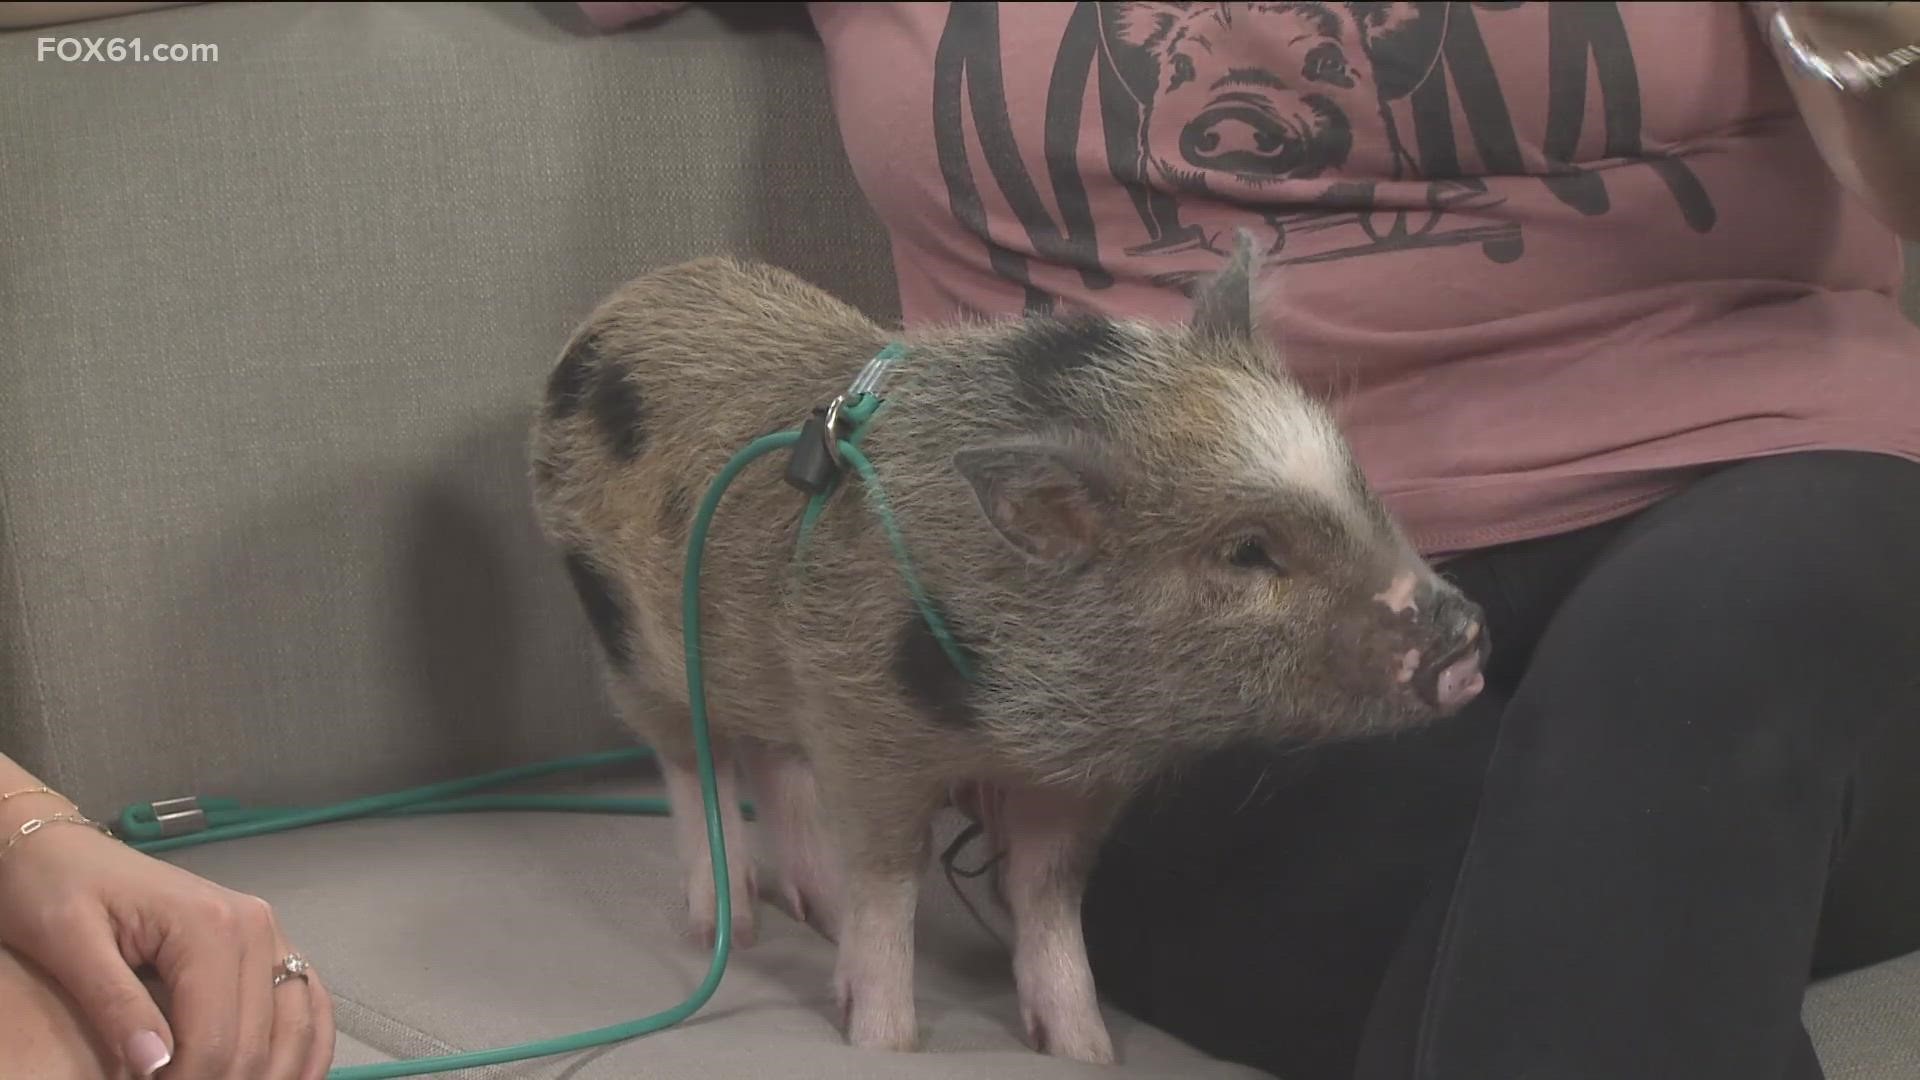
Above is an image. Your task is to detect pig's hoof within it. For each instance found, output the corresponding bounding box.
[836,984,919,1053]
[1025,1007,1116,1065]
[687,866,759,950]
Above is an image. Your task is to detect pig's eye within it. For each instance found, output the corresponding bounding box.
[1225,537,1287,575]
[1303,43,1353,89]
[1170,53,1197,91]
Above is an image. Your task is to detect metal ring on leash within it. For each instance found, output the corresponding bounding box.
[820,394,848,467]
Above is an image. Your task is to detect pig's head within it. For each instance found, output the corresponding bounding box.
[908,232,1486,785]
[1107,2,1448,188]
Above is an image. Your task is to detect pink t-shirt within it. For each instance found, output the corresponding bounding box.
[584,1,1920,556]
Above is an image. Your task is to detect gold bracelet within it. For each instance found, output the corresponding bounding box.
[0,786,71,807]
[0,813,112,864]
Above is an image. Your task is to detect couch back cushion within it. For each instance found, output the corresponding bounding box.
[0,2,895,808]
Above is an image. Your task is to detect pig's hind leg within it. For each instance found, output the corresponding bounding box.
[810,745,942,1053]
[740,740,845,941]
[611,681,760,950]
[1000,784,1121,1064]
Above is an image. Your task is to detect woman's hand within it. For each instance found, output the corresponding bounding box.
[1760,1,1920,240]
[0,810,334,1079]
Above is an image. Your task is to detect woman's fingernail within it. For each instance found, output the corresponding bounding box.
[126,1030,171,1076]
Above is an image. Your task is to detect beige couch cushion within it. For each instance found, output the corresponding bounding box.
[152,784,1920,1079]
[163,794,1266,1079]
[1806,952,1920,1080]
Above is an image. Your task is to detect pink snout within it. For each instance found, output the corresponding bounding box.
[1419,620,1488,715]
[1376,571,1490,716]
[1432,652,1486,713]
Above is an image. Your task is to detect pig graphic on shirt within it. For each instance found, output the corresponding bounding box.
[1107,2,1446,186]
[1103,2,1489,263]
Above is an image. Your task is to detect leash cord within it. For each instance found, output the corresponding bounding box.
[117,429,801,1078]
[113,392,976,1078]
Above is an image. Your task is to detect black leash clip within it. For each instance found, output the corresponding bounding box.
[783,395,847,495]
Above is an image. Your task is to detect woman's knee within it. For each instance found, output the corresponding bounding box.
[1631,452,1920,623]
[1557,452,1920,691]
[1493,452,1920,788]
[0,947,119,1080]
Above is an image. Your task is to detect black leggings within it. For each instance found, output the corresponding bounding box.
[1082,450,1920,1080]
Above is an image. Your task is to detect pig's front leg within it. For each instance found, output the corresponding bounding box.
[813,754,940,1053]
[1000,784,1121,1065]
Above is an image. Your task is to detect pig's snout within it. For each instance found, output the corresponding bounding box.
[1182,101,1288,168]
[1411,587,1488,716]
[1179,92,1316,176]
[1417,624,1486,714]
[1177,92,1347,179]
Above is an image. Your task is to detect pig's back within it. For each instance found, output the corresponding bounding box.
[578,256,889,461]
[529,257,891,722]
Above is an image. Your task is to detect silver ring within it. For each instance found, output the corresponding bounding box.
[272,953,311,988]
[820,394,848,467]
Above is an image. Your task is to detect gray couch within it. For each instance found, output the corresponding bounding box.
[3,3,1916,1077]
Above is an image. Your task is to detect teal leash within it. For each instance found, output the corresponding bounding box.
[112,748,693,854]
[114,346,970,1077]
[789,379,973,680]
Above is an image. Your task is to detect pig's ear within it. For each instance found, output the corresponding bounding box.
[1189,228,1260,341]
[952,440,1114,570]
[1108,3,1181,50]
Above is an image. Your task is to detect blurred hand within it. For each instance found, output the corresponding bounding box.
[0,820,333,1079]
[1777,1,1920,51]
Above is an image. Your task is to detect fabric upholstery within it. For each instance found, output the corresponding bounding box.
[2,3,1916,1077]
[165,790,1266,1078]
[149,781,1920,1079]
[1808,952,1920,1079]
[0,0,895,813]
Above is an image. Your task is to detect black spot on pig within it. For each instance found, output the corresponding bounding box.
[563,549,633,671]
[1004,316,1124,418]
[546,332,601,419]
[590,360,647,461]
[893,614,978,728]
